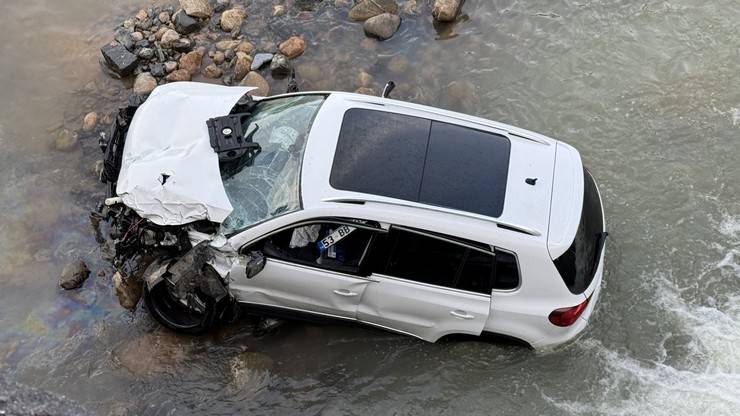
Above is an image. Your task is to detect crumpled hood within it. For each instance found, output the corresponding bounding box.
[116,82,255,225]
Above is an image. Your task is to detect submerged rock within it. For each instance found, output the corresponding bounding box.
[272,5,286,16]
[270,53,291,76]
[432,0,462,22]
[239,71,270,96]
[112,272,142,311]
[403,0,419,15]
[101,43,138,76]
[133,72,157,95]
[250,53,272,71]
[215,39,241,50]
[180,0,213,18]
[278,36,305,59]
[59,260,90,290]
[82,112,98,132]
[53,129,79,151]
[349,0,398,21]
[229,351,274,392]
[221,8,247,32]
[363,13,401,40]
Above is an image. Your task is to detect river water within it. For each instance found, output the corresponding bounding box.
[1,0,739,414]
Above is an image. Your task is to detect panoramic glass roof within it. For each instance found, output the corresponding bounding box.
[330,108,511,218]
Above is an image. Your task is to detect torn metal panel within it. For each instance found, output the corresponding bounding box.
[116,82,256,226]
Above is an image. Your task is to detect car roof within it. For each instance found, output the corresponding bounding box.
[298,92,566,244]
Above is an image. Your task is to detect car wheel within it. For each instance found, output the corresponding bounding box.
[143,279,217,334]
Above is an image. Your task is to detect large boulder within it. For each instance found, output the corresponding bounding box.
[363,13,401,40]
[58,260,90,290]
[239,71,270,96]
[101,43,138,76]
[278,36,305,59]
[179,0,213,18]
[432,0,462,22]
[349,0,398,21]
[220,8,247,32]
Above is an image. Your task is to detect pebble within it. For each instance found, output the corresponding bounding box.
[349,0,398,21]
[160,29,180,48]
[272,5,286,16]
[112,272,142,311]
[356,71,373,87]
[179,0,213,18]
[432,0,462,22]
[250,53,273,70]
[269,53,291,76]
[173,9,201,34]
[212,51,225,64]
[203,64,224,78]
[114,28,134,51]
[133,72,157,95]
[131,31,144,42]
[54,129,78,151]
[220,8,247,32]
[172,38,194,53]
[158,11,171,24]
[363,13,401,40]
[403,0,419,15]
[234,52,253,81]
[178,50,203,74]
[138,47,155,59]
[58,260,90,290]
[164,61,178,73]
[166,68,192,81]
[235,41,255,54]
[135,9,148,21]
[278,36,305,59]
[215,39,241,50]
[82,112,98,132]
[239,71,270,96]
[151,62,166,77]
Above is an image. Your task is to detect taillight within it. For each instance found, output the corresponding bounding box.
[548,296,591,327]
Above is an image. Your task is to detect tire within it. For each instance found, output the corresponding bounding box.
[143,280,217,334]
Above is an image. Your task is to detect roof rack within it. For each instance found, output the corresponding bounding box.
[321,196,542,237]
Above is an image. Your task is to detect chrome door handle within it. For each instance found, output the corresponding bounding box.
[450,310,475,320]
[333,289,358,297]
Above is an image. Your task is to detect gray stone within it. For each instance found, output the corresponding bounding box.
[269,53,291,76]
[251,53,273,71]
[173,9,201,35]
[138,47,155,59]
[101,43,138,76]
[432,0,462,22]
[349,0,398,21]
[59,260,90,290]
[150,62,166,77]
[114,28,134,51]
[363,13,401,40]
[180,0,213,18]
[54,129,78,151]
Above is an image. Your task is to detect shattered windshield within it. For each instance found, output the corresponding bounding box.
[220,95,325,232]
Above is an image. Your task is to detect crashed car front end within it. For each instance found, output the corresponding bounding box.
[96,82,326,331]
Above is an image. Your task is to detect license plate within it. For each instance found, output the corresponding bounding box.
[317,225,355,252]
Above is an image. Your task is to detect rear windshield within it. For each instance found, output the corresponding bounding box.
[553,168,605,294]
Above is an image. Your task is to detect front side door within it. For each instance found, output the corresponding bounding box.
[357,226,492,341]
[229,220,380,320]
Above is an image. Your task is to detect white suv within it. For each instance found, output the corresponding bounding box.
[103,82,606,349]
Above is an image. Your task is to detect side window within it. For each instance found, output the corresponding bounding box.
[382,229,466,288]
[370,227,520,293]
[258,222,376,274]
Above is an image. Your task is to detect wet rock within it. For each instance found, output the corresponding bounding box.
[101,43,138,76]
[432,0,461,22]
[164,61,178,73]
[135,17,153,31]
[180,0,213,18]
[234,52,253,81]
[239,71,270,96]
[150,62,166,77]
[363,13,401,40]
[216,39,241,50]
[131,31,144,42]
[270,53,291,76]
[82,112,98,132]
[135,9,148,21]
[354,86,377,95]
[133,72,157,95]
[112,272,142,311]
[235,41,255,54]
[403,0,419,15]
[138,47,155,60]
[54,129,79,151]
[171,38,194,53]
[296,62,322,82]
[212,51,225,64]
[250,53,273,70]
[166,68,192,81]
[114,28,134,51]
[59,260,90,290]
[154,26,169,40]
[356,70,373,87]
[93,160,105,178]
[179,50,203,74]
[221,8,247,32]
[349,0,398,21]
[273,5,286,16]
[278,36,305,59]
[203,64,223,78]
[160,29,180,48]
[158,11,171,24]
[173,9,201,35]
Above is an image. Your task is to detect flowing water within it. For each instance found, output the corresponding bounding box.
[1,0,739,414]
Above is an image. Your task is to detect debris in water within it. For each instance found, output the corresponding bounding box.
[58,260,90,290]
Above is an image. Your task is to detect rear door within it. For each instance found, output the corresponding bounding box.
[357,226,492,341]
[230,220,381,320]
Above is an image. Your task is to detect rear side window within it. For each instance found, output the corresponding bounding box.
[370,228,520,294]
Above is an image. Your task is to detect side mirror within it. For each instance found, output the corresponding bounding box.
[244,250,266,279]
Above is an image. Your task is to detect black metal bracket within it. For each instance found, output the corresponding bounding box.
[206,113,262,164]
